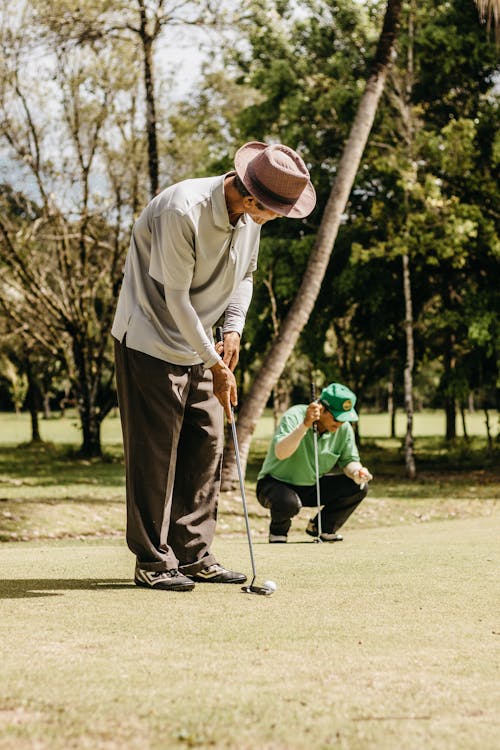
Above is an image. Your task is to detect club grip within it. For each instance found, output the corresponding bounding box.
[310,379,318,433]
[216,326,223,344]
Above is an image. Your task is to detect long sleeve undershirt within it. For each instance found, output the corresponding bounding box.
[165,273,253,368]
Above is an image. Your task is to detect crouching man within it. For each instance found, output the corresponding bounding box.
[256,382,373,543]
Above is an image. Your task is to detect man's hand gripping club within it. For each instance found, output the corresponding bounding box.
[211,329,240,421]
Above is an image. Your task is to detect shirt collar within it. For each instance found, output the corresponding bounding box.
[211,171,248,230]
[211,173,232,230]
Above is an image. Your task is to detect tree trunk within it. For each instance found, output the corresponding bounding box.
[221,0,403,487]
[72,337,103,458]
[460,403,469,440]
[468,391,475,413]
[79,404,102,458]
[25,356,42,443]
[43,391,51,419]
[443,335,457,441]
[402,253,416,479]
[484,408,493,453]
[139,1,159,197]
[272,381,291,429]
[445,397,457,440]
[387,371,396,438]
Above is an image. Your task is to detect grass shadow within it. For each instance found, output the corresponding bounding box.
[0,578,134,599]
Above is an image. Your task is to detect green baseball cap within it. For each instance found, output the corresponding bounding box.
[319,382,358,422]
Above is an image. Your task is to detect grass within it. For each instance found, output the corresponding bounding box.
[0,410,499,748]
[1,520,499,750]
[0,411,498,543]
[1,407,497,447]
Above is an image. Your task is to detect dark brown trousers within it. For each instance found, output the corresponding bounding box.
[114,338,223,575]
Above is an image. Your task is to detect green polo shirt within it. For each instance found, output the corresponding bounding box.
[257,405,360,486]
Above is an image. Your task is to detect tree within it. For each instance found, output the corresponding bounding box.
[32,0,229,198]
[346,0,499,449]
[0,8,144,455]
[221,0,403,485]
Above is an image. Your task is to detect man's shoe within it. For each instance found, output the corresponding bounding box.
[306,519,343,543]
[188,563,247,584]
[134,565,195,591]
[269,533,288,543]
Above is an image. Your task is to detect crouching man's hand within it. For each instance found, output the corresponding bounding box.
[353,466,373,485]
[344,461,373,485]
[304,402,321,428]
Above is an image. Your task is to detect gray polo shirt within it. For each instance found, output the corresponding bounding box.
[111,174,261,367]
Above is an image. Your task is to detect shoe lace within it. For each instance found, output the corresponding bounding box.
[152,569,179,579]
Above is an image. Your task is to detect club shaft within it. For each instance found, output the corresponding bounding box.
[231,415,257,583]
[216,326,257,582]
[311,380,322,537]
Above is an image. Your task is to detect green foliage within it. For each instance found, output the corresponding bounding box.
[412,0,499,124]
[1,0,498,455]
[233,0,375,201]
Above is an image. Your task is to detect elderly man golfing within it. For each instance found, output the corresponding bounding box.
[112,141,316,590]
[257,382,373,543]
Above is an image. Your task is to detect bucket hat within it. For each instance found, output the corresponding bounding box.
[319,383,359,422]
[234,141,316,218]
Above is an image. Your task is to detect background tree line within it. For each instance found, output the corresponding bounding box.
[0,0,498,478]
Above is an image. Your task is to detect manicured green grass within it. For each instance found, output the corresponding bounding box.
[1,518,499,750]
[0,411,499,748]
[0,411,498,543]
[258,408,497,441]
[0,410,124,446]
[2,407,497,447]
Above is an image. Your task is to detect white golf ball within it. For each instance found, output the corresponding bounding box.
[263,580,277,592]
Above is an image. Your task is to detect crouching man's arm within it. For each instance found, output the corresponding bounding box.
[274,402,320,460]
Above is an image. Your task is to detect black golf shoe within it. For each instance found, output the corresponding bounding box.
[306,520,343,543]
[269,533,288,543]
[188,563,247,584]
[134,565,195,591]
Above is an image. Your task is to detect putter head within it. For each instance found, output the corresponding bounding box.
[241,584,274,596]
[313,537,323,544]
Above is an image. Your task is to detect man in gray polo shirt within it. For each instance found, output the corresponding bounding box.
[112,141,316,591]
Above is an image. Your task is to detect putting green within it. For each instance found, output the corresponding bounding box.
[0,514,499,749]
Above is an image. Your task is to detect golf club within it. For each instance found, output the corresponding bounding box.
[216,327,275,596]
[311,380,323,543]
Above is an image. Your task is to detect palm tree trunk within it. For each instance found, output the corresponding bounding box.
[475,1,500,42]
[221,0,403,487]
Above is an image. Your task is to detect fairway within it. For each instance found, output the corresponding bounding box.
[0,408,496,447]
[1,516,499,750]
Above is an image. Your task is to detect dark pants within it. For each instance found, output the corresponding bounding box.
[256,474,367,536]
[114,338,223,575]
